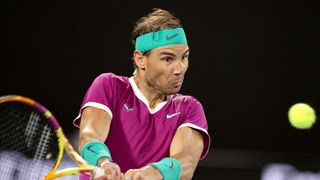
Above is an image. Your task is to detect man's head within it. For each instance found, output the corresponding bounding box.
[132,8,189,95]
[131,8,182,49]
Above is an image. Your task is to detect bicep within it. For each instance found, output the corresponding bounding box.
[79,106,112,150]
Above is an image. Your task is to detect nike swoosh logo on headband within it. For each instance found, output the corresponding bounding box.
[166,33,178,40]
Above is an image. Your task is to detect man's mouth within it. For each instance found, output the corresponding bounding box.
[170,79,183,87]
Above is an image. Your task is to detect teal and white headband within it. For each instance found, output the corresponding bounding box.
[135,27,188,52]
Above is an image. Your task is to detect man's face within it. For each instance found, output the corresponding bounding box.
[143,44,189,95]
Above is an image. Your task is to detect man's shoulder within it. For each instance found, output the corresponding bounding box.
[172,94,201,104]
[95,72,129,84]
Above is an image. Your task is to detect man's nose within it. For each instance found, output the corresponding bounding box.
[172,60,183,75]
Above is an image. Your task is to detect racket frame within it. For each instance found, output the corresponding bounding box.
[0,96,95,180]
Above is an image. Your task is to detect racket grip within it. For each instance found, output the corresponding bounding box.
[92,167,132,180]
[92,167,104,179]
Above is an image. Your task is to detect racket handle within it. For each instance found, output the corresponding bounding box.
[92,167,104,178]
[92,167,132,180]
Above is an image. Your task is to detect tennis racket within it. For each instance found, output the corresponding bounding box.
[0,95,103,180]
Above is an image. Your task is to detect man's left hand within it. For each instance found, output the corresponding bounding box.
[125,166,162,180]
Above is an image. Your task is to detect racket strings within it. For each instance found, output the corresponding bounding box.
[0,102,60,180]
[25,111,42,148]
[34,124,53,160]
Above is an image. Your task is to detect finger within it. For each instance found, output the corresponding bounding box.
[113,164,121,175]
[111,164,122,180]
[124,169,134,179]
[114,170,122,180]
[125,169,140,180]
[102,163,117,179]
[118,172,124,180]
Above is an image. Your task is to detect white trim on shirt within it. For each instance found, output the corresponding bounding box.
[129,76,170,114]
[73,101,113,127]
[178,122,211,159]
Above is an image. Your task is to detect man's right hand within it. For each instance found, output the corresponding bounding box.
[93,159,124,180]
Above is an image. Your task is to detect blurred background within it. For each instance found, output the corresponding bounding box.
[1,0,320,179]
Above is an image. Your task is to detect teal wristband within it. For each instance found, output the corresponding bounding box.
[81,141,112,166]
[148,157,182,180]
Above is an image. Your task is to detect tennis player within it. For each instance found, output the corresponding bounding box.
[74,8,210,180]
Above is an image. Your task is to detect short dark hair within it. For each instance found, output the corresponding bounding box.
[131,8,182,48]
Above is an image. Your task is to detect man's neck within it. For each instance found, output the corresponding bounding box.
[134,76,167,109]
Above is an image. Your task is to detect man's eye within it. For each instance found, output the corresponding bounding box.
[162,57,172,62]
[182,54,189,60]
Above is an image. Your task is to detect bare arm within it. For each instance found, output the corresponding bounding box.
[79,107,123,179]
[79,106,111,152]
[170,127,204,180]
[125,127,204,180]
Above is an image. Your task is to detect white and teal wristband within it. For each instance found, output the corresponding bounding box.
[148,157,182,180]
[81,141,112,166]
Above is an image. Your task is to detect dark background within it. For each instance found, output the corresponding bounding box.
[1,0,320,179]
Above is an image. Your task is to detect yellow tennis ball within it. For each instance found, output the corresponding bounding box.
[288,103,317,129]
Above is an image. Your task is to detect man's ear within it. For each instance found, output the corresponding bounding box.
[133,50,146,70]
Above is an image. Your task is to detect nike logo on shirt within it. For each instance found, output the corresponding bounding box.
[166,112,181,119]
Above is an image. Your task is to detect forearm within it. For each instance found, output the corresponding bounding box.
[79,126,103,151]
[170,127,204,180]
[171,152,199,180]
[78,107,111,151]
